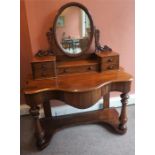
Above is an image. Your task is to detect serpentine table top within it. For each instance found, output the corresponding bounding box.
[24,69,133,95]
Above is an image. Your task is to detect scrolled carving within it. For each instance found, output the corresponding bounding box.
[94,28,112,52]
[35,49,54,57]
[46,27,54,43]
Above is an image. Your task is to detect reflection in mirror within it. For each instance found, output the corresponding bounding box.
[56,6,91,55]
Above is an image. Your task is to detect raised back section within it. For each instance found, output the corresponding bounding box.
[31,2,118,80]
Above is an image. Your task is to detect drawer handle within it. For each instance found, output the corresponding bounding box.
[108,65,115,70]
[88,66,93,70]
[64,69,68,73]
[107,58,113,62]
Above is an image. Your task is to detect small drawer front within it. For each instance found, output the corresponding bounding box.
[33,68,55,79]
[102,64,119,71]
[32,61,56,79]
[33,62,54,70]
[102,55,119,64]
[58,65,98,75]
[100,55,119,71]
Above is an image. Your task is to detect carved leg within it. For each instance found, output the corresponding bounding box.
[119,93,129,132]
[29,106,46,149]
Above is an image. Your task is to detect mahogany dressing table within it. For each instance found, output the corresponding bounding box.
[23,2,133,150]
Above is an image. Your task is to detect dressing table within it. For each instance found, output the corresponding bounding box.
[23,2,133,150]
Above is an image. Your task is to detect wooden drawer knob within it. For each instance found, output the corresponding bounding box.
[88,66,93,70]
[64,69,68,73]
[107,58,113,62]
[108,65,114,69]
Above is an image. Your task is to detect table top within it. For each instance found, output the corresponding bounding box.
[24,69,133,95]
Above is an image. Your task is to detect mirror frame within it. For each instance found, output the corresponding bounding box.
[53,2,94,57]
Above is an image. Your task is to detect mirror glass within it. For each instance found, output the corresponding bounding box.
[55,6,91,55]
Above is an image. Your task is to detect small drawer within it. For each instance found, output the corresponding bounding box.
[32,62,53,70]
[102,55,119,64]
[58,65,98,75]
[99,55,119,72]
[102,64,119,71]
[33,68,55,79]
[32,61,56,79]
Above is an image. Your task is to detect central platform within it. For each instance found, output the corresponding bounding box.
[37,108,126,149]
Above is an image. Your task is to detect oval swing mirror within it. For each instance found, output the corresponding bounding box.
[54,3,94,57]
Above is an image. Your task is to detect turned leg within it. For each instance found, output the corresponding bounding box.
[103,93,110,108]
[119,93,129,131]
[29,106,46,149]
[43,100,52,118]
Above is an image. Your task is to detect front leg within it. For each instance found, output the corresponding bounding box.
[119,93,129,132]
[29,106,46,149]
[43,100,52,118]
